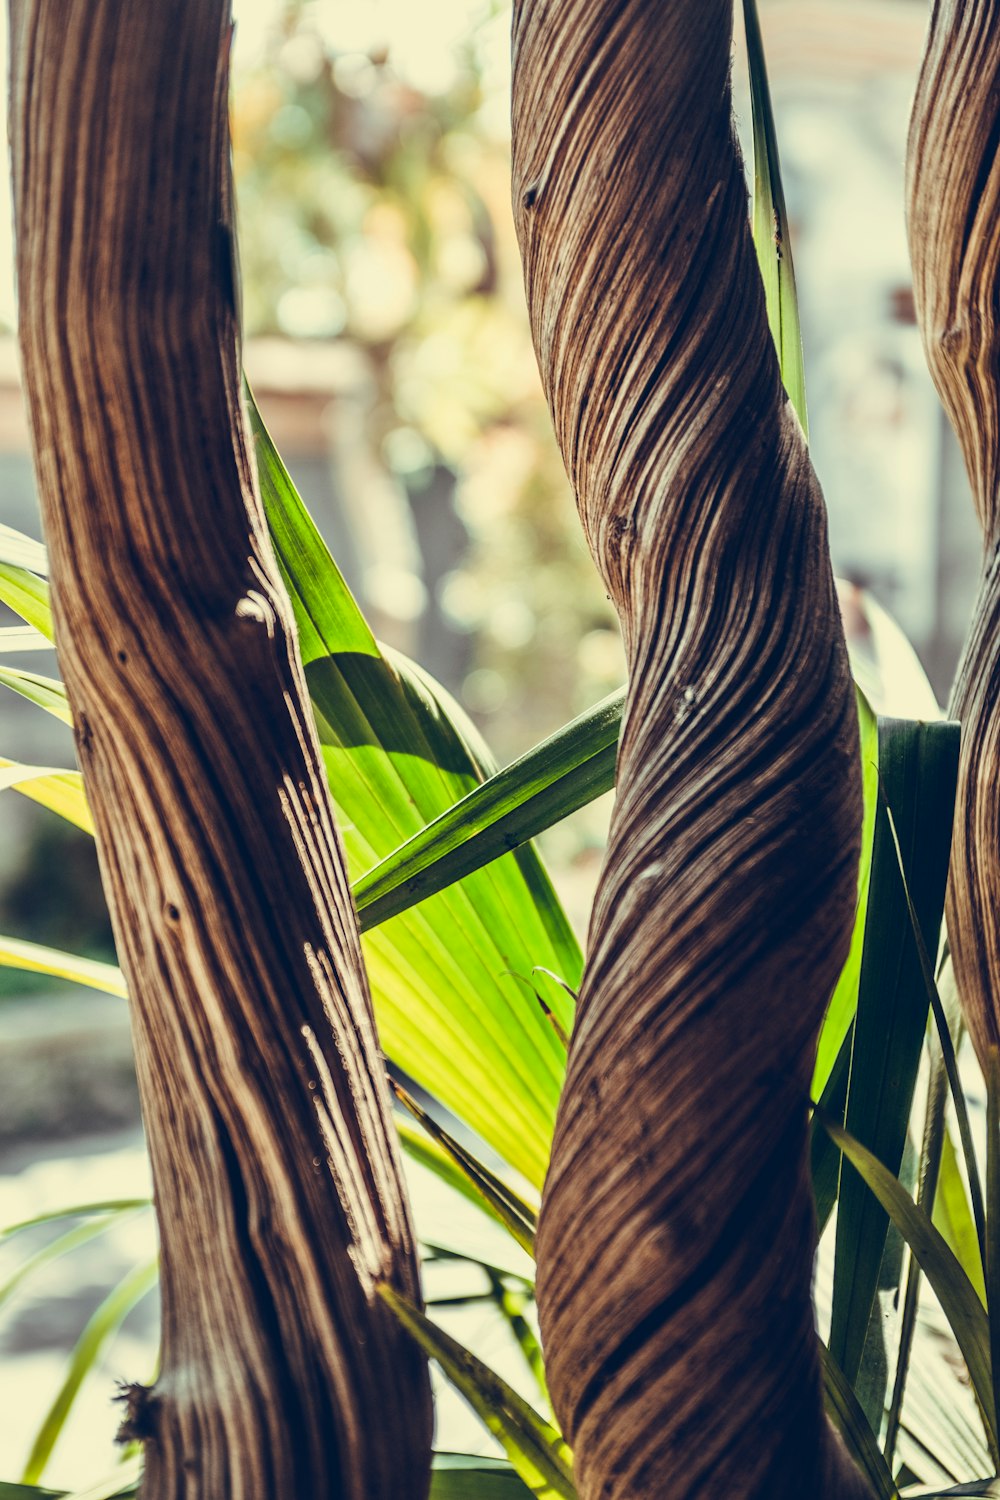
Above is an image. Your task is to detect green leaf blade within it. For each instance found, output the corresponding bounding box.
[743,0,807,430]
[250,390,580,1187]
[379,1284,575,1500]
[828,718,959,1394]
[820,1112,996,1455]
[813,690,879,1098]
[353,693,621,928]
[21,1261,158,1485]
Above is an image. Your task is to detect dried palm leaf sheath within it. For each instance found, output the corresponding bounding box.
[8,3,431,1496]
[512,3,865,1496]
[908,1,1000,1063]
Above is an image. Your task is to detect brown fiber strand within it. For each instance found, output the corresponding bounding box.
[908,0,1000,1066]
[511,3,867,1496]
[7,3,431,1496]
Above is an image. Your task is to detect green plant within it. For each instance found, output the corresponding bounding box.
[1,1,999,1498]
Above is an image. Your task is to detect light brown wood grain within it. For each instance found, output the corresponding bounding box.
[511,2,867,1495]
[7,2,431,1495]
[908,0,1000,1069]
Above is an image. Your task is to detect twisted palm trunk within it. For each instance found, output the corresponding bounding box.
[908,0,1000,1066]
[512,3,866,1495]
[8,3,431,1496]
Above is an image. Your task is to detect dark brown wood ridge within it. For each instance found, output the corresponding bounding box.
[7,2,431,1495]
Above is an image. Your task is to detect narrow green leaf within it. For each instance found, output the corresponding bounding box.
[0,565,54,642]
[0,1485,63,1498]
[22,1260,159,1484]
[392,1081,537,1257]
[422,1239,534,1290]
[881,799,987,1265]
[0,666,71,725]
[57,1457,142,1500]
[743,0,807,429]
[984,1048,1000,1450]
[829,718,959,1393]
[250,388,580,1187]
[485,1270,548,1403]
[813,690,879,1097]
[820,1112,996,1454]
[354,692,621,927]
[935,1125,987,1304]
[2,1202,151,1241]
[0,1465,141,1500]
[396,1115,516,1228]
[431,1454,534,1499]
[0,759,91,833]
[885,1031,950,1467]
[61,1458,142,1500]
[820,1346,899,1498]
[811,1024,852,1233]
[0,935,126,998]
[0,1211,143,1315]
[378,1284,575,1500]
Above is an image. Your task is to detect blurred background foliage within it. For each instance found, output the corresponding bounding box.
[0,0,989,1487]
[229,0,624,925]
[232,0,624,747]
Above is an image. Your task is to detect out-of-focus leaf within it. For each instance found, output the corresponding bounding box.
[61,1466,142,1500]
[0,524,48,576]
[1,1202,150,1240]
[0,759,91,833]
[0,625,51,653]
[820,1112,996,1456]
[0,666,71,725]
[840,582,942,722]
[353,692,621,928]
[0,1473,141,1500]
[378,1284,575,1499]
[3,1456,145,1500]
[485,1270,547,1402]
[250,391,579,1188]
[0,565,53,641]
[829,718,959,1393]
[743,0,807,429]
[820,1346,898,1498]
[422,1239,534,1290]
[0,1486,63,1498]
[0,1210,143,1314]
[431,1454,534,1499]
[813,690,879,1096]
[0,1456,537,1500]
[899,1330,993,1487]
[0,935,126,997]
[22,1260,159,1483]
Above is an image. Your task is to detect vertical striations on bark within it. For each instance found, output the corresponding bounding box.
[511,3,867,1496]
[907,0,1000,1064]
[8,3,431,1497]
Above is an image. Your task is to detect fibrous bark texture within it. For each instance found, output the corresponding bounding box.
[512,3,866,1496]
[8,3,431,1497]
[908,0,1000,1064]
